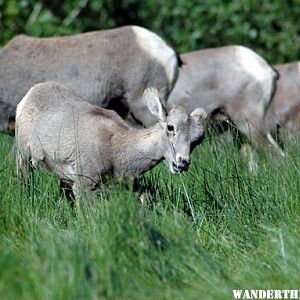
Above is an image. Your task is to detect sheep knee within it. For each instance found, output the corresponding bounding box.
[17,150,31,185]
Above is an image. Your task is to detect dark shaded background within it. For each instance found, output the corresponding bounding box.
[1,0,299,64]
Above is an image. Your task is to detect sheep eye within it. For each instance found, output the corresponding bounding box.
[167,125,174,132]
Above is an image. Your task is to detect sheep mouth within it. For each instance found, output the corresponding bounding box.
[171,161,181,174]
[171,161,190,173]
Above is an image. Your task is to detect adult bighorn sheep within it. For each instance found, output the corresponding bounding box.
[265,62,300,141]
[0,25,180,133]
[167,45,283,156]
[16,82,207,198]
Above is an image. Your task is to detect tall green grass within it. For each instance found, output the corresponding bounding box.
[0,132,300,300]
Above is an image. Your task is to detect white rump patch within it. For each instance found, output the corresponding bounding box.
[234,45,275,110]
[132,26,177,90]
[234,46,272,81]
[16,87,34,120]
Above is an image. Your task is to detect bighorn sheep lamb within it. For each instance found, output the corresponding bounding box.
[0,25,180,133]
[167,45,283,155]
[16,82,207,198]
[265,62,300,141]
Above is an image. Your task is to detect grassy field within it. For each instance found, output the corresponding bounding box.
[0,131,300,300]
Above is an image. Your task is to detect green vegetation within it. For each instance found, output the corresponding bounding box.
[1,1,300,298]
[1,132,300,299]
[1,0,299,63]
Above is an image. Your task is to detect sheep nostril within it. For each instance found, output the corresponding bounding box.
[178,159,190,172]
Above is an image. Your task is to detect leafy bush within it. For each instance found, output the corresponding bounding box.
[0,0,299,64]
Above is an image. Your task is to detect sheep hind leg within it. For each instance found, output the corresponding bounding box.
[266,132,285,157]
[227,122,258,173]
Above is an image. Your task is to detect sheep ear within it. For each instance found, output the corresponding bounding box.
[144,87,166,122]
[190,107,207,120]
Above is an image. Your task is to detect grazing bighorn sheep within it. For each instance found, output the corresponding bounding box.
[265,62,300,141]
[0,25,179,133]
[16,82,207,198]
[167,45,283,155]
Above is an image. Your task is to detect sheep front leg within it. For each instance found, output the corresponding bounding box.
[71,178,101,205]
[16,149,32,187]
